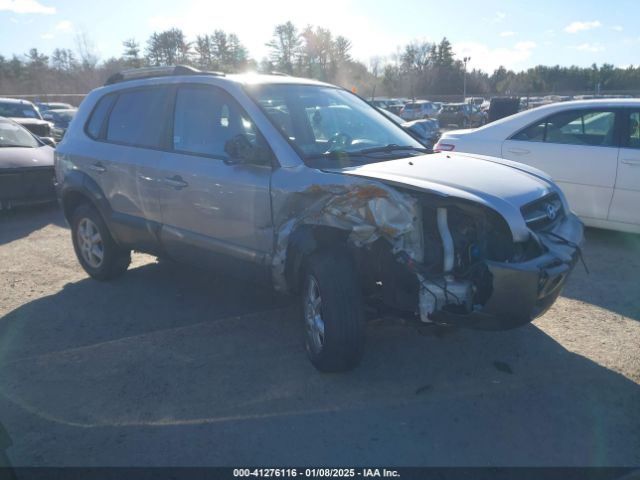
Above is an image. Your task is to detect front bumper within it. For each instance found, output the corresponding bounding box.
[0,166,56,209]
[430,213,584,330]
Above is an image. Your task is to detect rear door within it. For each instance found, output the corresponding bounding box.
[501,108,620,220]
[102,86,173,226]
[157,84,274,278]
[609,110,640,226]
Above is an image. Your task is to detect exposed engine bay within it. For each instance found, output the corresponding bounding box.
[275,179,583,330]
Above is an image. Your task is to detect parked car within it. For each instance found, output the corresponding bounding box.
[42,108,77,141]
[55,66,583,372]
[466,97,485,108]
[0,98,53,138]
[439,103,485,128]
[399,100,440,121]
[0,117,56,209]
[385,99,406,115]
[36,102,74,113]
[378,108,440,149]
[369,98,392,109]
[435,99,640,233]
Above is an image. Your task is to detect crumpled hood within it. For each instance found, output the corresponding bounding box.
[328,151,561,242]
[331,151,553,208]
[0,145,54,169]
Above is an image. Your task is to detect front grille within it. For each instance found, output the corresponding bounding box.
[521,193,564,231]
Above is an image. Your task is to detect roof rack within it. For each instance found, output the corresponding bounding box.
[104,65,225,86]
[268,71,290,76]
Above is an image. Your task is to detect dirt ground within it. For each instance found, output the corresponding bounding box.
[0,204,639,466]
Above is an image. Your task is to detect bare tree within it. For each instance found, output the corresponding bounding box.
[266,21,301,74]
[74,30,100,69]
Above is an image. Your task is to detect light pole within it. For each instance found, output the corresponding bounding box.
[463,56,471,101]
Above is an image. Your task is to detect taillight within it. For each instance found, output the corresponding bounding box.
[434,143,455,153]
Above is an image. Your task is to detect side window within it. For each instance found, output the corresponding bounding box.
[86,93,116,139]
[106,87,172,148]
[628,112,640,149]
[173,86,269,164]
[513,110,616,146]
[511,119,546,142]
[547,110,615,146]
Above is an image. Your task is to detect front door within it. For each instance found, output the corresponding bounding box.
[502,108,620,221]
[157,84,274,279]
[609,110,640,226]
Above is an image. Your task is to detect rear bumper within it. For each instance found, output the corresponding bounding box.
[431,213,584,330]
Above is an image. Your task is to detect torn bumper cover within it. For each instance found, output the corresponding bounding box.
[272,182,423,291]
[429,213,584,330]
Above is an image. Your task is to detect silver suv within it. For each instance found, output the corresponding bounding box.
[55,66,583,372]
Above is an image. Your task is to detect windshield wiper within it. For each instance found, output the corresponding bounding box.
[357,144,429,155]
[0,144,32,148]
[306,150,367,160]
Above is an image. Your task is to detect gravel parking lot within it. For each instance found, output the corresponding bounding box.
[0,205,639,466]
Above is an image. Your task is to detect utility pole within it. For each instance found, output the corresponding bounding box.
[463,56,471,102]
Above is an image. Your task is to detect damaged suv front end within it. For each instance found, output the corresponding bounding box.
[270,157,583,332]
[245,79,583,370]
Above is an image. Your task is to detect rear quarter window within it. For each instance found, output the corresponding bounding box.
[105,87,173,148]
[85,93,117,139]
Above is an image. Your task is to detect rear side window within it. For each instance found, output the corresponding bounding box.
[513,110,617,147]
[106,87,172,148]
[512,120,545,142]
[86,94,116,139]
[626,112,640,149]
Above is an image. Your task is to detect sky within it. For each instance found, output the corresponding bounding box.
[1,0,638,73]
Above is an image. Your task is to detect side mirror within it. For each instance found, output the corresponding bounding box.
[224,134,253,162]
[39,136,57,147]
[224,134,272,166]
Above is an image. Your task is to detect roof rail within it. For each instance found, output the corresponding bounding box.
[104,65,225,86]
[268,71,290,76]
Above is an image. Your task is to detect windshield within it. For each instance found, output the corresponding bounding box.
[246,84,424,166]
[378,108,405,125]
[0,119,39,148]
[0,101,42,119]
[49,110,75,123]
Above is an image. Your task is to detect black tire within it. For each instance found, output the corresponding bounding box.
[301,250,365,372]
[71,203,130,280]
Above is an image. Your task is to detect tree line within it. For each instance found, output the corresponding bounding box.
[1,21,639,101]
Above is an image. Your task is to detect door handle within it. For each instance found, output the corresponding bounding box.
[88,162,106,173]
[163,175,189,189]
[137,174,155,182]
[621,159,640,166]
[507,148,530,155]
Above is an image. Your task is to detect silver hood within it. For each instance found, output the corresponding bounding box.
[330,151,563,242]
[0,145,54,169]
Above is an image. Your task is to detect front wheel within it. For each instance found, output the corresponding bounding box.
[302,250,365,372]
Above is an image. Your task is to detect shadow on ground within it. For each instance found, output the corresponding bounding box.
[0,260,638,466]
[562,227,640,321]
[0,204,66,246]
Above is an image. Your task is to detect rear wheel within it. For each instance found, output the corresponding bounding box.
[301,250,365,372]
[71,204,130,280]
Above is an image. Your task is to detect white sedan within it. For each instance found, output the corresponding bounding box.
[435,99,640,233]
